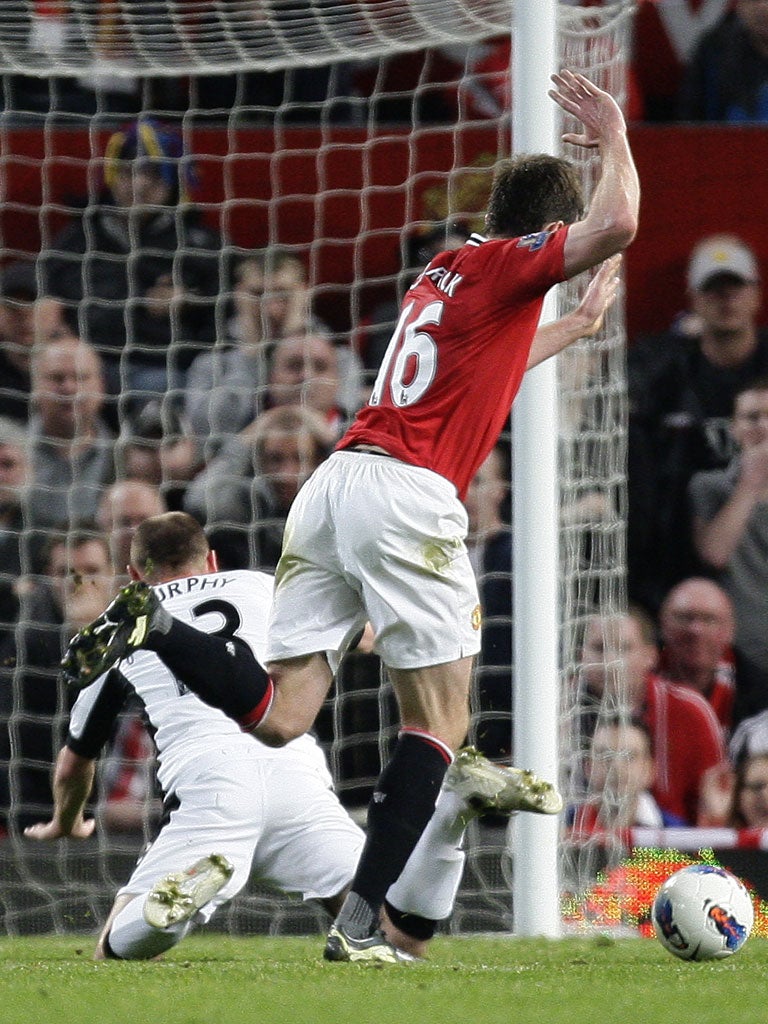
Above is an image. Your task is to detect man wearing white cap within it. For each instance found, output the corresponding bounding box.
[628,233,767,614]
[687,233,760,298]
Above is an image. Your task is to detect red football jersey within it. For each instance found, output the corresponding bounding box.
[644,673,726,825]
[339,226,569,498]
[656,650,736,733]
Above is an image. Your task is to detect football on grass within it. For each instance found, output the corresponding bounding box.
[652,864,753,961]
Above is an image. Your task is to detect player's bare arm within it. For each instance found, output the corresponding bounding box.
[526,254,621,370]
[549,70,639,277]
[23,746,96,841]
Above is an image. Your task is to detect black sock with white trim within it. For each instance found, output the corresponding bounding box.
[336,729,452,938]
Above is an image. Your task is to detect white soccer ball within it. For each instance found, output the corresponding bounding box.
[652,864,754,961]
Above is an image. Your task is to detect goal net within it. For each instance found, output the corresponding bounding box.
[0,0,636,938]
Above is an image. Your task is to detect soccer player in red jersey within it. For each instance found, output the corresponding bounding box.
[257,69,641,962]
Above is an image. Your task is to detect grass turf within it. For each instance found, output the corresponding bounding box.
[2,933,766,1024]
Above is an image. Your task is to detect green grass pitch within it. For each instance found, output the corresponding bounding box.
[2,933,768,1024]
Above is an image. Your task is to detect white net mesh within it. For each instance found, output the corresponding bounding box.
[4,1,516,74]
[556,11,635,921]
[0,0,636,937]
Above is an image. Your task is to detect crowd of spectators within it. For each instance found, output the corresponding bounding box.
[617,225,768,844]
[3,2,768,859]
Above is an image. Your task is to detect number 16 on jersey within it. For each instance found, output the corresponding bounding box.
[369,299,443,409]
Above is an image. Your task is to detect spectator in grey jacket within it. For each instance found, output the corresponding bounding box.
[184,253,270,447]
[690,376,768,721]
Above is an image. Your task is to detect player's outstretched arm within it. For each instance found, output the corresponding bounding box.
[24,747,96,841]
[526,254,621,370]
[549,70,639,277]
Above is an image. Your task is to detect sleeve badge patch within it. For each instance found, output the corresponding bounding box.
[516,230,549,252]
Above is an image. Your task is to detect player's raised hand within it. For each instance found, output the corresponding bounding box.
[549,69,626,149]
[572,254,622,338]
[24,815,96,841]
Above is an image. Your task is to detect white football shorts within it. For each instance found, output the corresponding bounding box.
[267,450,482,671]
[117,746,364,917]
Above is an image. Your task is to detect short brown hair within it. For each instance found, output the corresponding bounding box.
[485,155,584,238]
[130,511,209,580]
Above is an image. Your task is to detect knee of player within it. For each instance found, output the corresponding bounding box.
[255,668,327,746]
[255,713,308,747]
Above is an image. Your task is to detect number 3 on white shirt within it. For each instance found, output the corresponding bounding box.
[369,299,443,408]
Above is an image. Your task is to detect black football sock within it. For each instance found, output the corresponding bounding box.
[337,729,451,938]
[146,619,273,727]
[383,899,437,942]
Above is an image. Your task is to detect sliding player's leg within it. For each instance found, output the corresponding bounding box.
[96,755,263,960]
[100,854,233,960]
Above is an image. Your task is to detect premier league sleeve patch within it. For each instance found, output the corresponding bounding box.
[516,230,549,252]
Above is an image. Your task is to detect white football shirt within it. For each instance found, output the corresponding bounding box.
[69,569,328,795]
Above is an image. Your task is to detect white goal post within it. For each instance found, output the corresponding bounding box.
[512,0,561,939]
[0,0,636,938]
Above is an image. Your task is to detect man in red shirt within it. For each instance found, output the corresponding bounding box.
[577,608,727,826]
[656,576,737,733]
[257,70,640,962]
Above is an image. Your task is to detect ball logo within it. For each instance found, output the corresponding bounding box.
[471,604,482,630]
[706,902,749,952]
[691,865,728,878]
[654,895,688,951]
